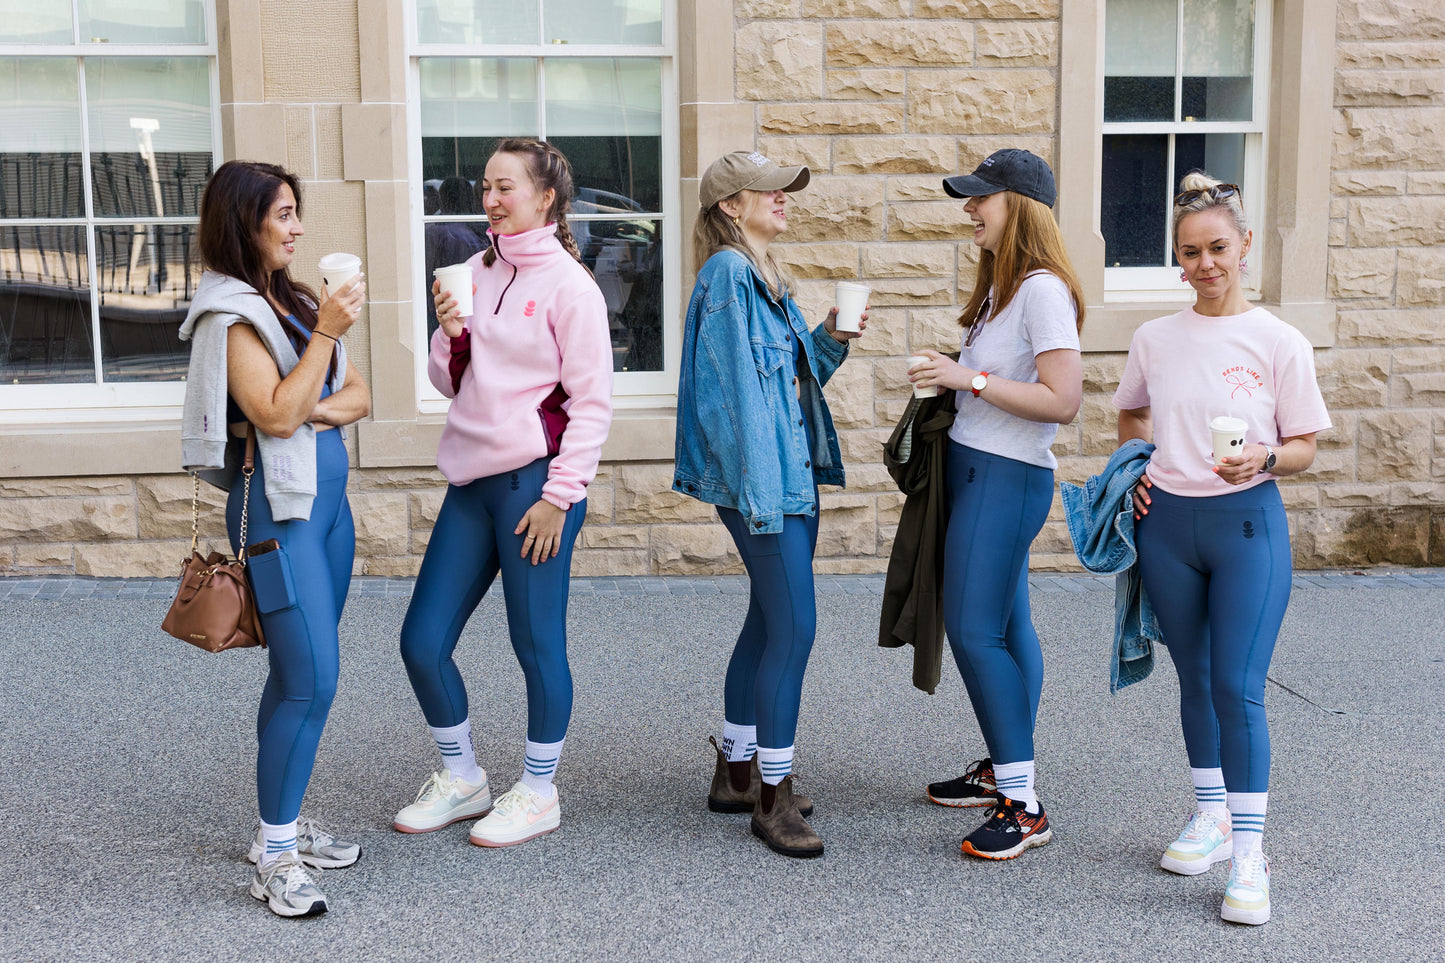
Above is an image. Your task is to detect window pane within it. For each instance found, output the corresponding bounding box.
[0,59,83,218]
[86,58,213,219]
[416,0,538,45]
[94,223,196,381]
[1181,0,1254,121]
[0,1,72,43]
[80,0,205,44]
[1102,134,1169,268]
[0,226,94,384]
[420,59,538,206]
[1104,0,1177,122]
[576,218,661,372]
[545,59,661,213]
[544,0,662,45]
[423,217,489,340]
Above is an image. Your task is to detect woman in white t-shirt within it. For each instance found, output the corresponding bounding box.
[1114,171,1331,926]
[908,149,1083,860]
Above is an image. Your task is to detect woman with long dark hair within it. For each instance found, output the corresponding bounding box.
[908,149,1084,860]
[179,161,371,916]
[393,138,613,848]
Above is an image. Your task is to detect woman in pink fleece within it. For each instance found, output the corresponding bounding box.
[394,138,613,847]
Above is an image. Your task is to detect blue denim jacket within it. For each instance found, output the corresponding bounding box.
[1060,438,1162,692]
[673,250,848,533]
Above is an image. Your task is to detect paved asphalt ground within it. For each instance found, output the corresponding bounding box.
[1,570,1442,963]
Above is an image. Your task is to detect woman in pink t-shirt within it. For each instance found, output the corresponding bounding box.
[1114,171,1331,927]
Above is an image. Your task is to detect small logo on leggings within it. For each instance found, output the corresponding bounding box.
[1242,521,1255,539]
[510,472,520,491]
[967,467,977,483]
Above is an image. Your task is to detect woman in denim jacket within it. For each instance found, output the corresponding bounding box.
[673,151,863,858]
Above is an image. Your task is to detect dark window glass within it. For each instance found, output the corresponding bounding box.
[1101,134,1169,268]
[1103,76,1175,123]
[577,217,661,372]
[94,223,198,382]
[0,225,94,384]
[549,135,661,215]
[423,217,489,340]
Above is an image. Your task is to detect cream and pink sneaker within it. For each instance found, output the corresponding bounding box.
[469,782,560,847]
[394,770,492,833]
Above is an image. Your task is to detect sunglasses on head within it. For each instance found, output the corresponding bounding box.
[1174,183,1241,207]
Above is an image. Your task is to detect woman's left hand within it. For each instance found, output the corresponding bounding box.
[516,499,568,565]
[823,306,868,343]
[908,349,973,392]
[1215,443,1269,486]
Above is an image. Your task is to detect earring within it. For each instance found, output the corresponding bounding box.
[1239,257,1248,272]
[732,215,741,229]
[1179,269,1188,283]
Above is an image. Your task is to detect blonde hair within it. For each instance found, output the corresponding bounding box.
[480,138,588,272]
[1171,169,1248,247]
[959,191,1085,333]
[692,190,790,299]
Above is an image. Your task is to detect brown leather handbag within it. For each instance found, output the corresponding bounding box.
[161,427,266,652]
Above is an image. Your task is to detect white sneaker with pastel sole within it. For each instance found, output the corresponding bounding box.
[1160,809,1232,876]
[394,770,492,833]
[1221,850,1271,925]
[469,782,560,847]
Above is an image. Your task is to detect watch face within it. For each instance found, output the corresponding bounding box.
[972,374,987,390]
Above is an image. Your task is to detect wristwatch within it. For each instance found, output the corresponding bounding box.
[970,371,989,397]
[1261,446,1277,473]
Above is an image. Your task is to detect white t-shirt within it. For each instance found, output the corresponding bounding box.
[1113,306,1332,497]
[947,271,1081,470]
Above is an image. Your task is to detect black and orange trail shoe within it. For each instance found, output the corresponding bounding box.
[927,757,998,808]
[960,796,1052,860]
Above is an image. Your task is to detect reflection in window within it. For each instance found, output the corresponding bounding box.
[81,0,206,45]
[415,0,662,46]
[0,227,94,384]
[0,58,84,218]
[95,224,200,382]
[0,2,73,43]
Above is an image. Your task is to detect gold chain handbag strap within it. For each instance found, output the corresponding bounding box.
[186,424,256,565]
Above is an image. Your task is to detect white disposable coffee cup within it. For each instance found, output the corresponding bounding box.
[434,263,475,318]
[907,355,939,398]
[1210,415,1248,465]
[834,281,870,333]
[318,253,361,295]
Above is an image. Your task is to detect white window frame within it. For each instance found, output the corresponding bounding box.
[0,2,219,425]
[405,1,681,420]
[1102,0,1271,301]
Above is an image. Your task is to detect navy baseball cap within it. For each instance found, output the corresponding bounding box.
[943,149,1057,208]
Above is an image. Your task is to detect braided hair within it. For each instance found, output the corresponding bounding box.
[480,138,590,274]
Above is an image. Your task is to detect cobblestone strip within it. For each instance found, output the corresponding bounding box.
[2,570,1443,601]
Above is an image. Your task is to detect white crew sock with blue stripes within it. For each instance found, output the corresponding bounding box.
[520,738,564,800]
[755,745,794,786]
[993,760,1039,813]
[721,720,757,762]
[259,819,298,868]
[1192,767,1228,816]
[1228,792,1267,857]
[429,719,484,786]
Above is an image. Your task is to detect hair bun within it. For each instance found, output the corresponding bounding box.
[1178,170,1220,193]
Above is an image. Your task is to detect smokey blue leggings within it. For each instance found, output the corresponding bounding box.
[716,503,820,751]
[941,443,1054,766]
[1135,481,1291,793]
[399,457,585,744]
[226,430,354,826]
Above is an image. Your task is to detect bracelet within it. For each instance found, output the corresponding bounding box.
[313,330,340,343]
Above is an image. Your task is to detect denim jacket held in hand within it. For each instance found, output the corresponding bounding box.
[1060,438,1163,693]
[673,250,848,534]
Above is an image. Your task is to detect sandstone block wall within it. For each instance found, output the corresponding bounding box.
[2,0,1443,578]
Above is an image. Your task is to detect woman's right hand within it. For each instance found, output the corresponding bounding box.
[1131,475,1153,520]
[317,273,365,339]
[433,279,470,340]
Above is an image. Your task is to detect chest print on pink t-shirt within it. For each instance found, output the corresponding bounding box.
[1221,364,1264,399]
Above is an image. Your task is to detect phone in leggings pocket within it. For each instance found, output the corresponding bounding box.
[246,539,298,613]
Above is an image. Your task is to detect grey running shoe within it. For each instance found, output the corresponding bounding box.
[247,817,361,870]
[249,852,328,918]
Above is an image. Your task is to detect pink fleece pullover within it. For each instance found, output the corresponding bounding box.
[428,223,613,509]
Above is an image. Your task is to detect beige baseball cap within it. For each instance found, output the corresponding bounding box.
[699,151,810,210]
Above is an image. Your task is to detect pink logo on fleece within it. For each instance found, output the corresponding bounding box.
[524,300,537,317]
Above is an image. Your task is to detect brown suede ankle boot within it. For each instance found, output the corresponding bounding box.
[707,737,813,816]
[750,775,823,858]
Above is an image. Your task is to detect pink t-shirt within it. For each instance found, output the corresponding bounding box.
[1113,306,1331,497]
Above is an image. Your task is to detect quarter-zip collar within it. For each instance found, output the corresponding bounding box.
[487,222,564,315]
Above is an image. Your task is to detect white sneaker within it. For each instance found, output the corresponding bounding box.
[247,817,360,869]
[250,852,327,918]
[393,770,492,833]
[1160,810,1232,876]
[469,782,560,848]
[1221,850,1271,925]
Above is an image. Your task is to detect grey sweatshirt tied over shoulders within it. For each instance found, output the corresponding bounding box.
[178,270,347,522]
